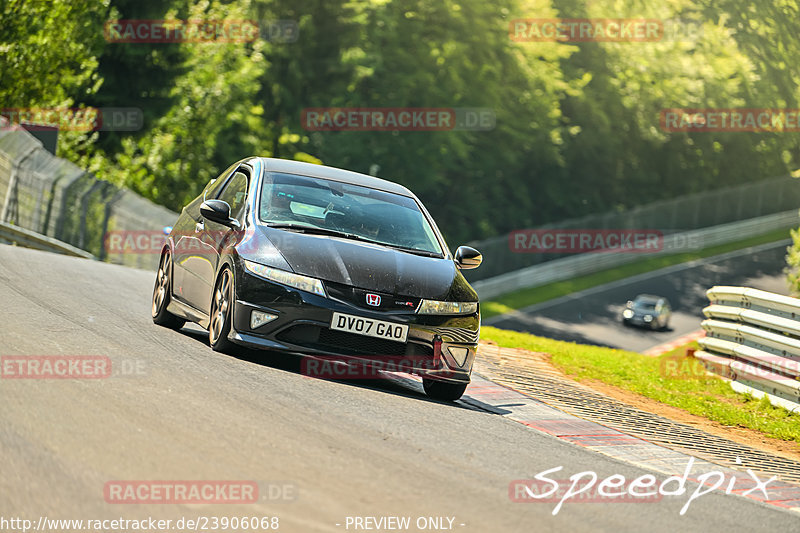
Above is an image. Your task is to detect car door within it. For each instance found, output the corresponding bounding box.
[661,301,672,327]
[173,164,239,309]
[182,167,250,314]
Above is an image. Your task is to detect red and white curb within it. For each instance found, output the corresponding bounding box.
[642,329,706,357]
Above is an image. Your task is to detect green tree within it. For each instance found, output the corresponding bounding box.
[93,0,269,210]
[0,0,110,158]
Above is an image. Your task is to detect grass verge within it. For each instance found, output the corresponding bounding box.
[481,228,792,319]
[481,325,800,444]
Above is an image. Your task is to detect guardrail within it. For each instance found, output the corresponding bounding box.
[0,220,95,259]
[465,173,800,283]
[471,211,798,300]
[696,286,800,413]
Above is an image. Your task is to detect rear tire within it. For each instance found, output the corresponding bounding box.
[209,267,236,353]
[152,251,185,330]
[423,378,468,401]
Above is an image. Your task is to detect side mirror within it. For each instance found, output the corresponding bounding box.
[454,245,482,270]
[200,199,240,229]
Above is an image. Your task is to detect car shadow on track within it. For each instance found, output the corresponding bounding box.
[174,324,476,410]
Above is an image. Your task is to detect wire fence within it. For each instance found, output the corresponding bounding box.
[464,174,800,282]
[0,123,177,270]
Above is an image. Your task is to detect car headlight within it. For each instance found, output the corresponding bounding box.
[622,309,634,319]
[418,300,478,315]
[643,315,653,322]
[243,260,326,297]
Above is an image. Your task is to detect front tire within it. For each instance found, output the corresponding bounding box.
[152,251,185,329]
[209,267,236,353]
[423,378,468,401]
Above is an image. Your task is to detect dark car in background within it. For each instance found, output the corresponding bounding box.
[151,157,483,400]
[621,294,672,330]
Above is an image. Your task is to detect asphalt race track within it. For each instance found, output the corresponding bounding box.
[1,244,797,532]
[485,241,791,353]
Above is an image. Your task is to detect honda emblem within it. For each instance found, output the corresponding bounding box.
[366,293,381,306]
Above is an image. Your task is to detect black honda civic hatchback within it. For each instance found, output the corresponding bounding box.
[151,157,482,400]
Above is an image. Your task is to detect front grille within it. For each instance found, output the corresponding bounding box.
[277,325,432,357]
[324,282,420,313]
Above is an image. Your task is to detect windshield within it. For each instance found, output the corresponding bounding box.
[633,300,658,311]
[258,172,443,255]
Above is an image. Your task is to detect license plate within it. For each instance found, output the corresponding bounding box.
[330,312,409,343]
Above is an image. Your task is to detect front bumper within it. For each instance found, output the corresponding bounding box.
[229,263,479,384]
[623,315,655,328]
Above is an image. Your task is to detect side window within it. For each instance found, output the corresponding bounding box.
[203,163,238,200]
[217,170,249,220]
[259,173,274,221]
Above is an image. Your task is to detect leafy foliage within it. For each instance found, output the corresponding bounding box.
[4,0,800,245]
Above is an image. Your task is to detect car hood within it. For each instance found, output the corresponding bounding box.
[246,226,476,301]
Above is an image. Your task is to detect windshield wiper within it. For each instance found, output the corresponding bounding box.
[373,242,444,258]
[348,236,443,257]
[266,223,367,241]
[266,223,443,257]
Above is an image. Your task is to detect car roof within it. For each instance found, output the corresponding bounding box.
[634,294,664,303]
[255,157,414,197]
